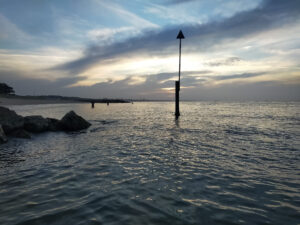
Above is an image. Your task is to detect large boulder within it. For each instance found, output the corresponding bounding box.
[0,106,24,134]
[9,129,31,139]
[47,118,60,131]
[58,111,91,131]
[24,115,49,133]
[0,125,8,143]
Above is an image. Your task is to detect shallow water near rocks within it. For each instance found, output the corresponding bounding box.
[0,102,299,225]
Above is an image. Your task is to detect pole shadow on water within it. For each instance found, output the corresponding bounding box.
[174,116,180,127]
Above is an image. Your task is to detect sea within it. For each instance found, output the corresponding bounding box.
[0,101,299,225]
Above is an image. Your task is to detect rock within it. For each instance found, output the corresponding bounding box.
[0,125,8,143]
[0,107,91,144]
[47,118,60,131]
[0,106,24,134]
[24,115,49,133]
[58,111,91,131]
[9,129,31,139]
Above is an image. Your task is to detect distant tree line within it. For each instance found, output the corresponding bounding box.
[0,83,15,95]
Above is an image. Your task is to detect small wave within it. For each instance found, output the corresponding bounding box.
[91,120,118,125]
[89,126,105,133]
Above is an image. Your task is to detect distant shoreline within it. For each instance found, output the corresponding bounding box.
[0,95,129,106]
[0,97,79,106]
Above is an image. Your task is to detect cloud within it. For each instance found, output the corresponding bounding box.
[96,0,158,29]
[1,68,299,100]
[55,0,300,75]
[1,0,299,100]
[182,81,300,101]
[87,27,142,43]
[0,14,32,45]
[164,0,196,5]
[206,57,241,67]
[0,0,159,50]
[211,72,264,81]
[0,69,87,95]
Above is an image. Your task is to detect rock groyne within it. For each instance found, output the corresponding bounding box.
[0,106,91,143]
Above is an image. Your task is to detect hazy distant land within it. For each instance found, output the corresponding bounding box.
[0,94,129,106]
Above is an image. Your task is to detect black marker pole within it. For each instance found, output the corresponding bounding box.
[175,30,185,119]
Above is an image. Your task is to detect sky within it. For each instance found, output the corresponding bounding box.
[0,0,299,100]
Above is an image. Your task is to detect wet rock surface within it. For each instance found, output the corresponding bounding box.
[0,106,24,134]
[47,118,61,131]
[0,125,8,143]
[9,129,31,139]
[24,116,49,133]
[58,111,91,131]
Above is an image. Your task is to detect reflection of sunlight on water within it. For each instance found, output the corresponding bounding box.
[0,102,299,225]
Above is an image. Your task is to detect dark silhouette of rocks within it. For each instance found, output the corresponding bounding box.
[58,111,91,131]
[24,116,49,133]
[47,118,61,131]
[0,106,91,144]
[10,129,31,139]
[0,125,8,143]
[0,106,24,134]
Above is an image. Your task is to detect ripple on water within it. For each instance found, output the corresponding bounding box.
[0,102,299,225]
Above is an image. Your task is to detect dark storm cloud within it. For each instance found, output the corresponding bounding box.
[55,0,300,74]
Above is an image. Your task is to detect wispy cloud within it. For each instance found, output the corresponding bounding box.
[206,57,241,67]
[95,0,158,29]
[164,0,196,5]
[0,14,32,46]
[87,27,143,44]
[210,72,264,81]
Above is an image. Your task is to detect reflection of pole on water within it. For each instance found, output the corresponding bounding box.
[175,30,185,119]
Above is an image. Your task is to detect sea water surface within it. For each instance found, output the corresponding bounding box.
[0,102,299,225]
